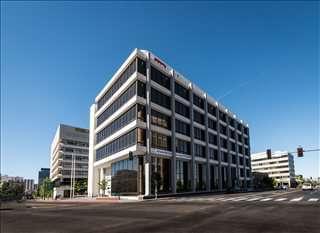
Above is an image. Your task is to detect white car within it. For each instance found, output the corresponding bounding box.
[302,183,313,191]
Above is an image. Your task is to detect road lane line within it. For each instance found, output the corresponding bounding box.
[246,197,262,201]
[308,198,319,202]
[290,197,303,202]
[260,198,273,202]
[274,198,287,202]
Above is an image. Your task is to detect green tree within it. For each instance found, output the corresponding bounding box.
[98,179,107,196]
[39,178,53,200]
[74,179,87,195]
[0,181,25,201]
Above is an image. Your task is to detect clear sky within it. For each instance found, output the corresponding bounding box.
[1,2,319,182]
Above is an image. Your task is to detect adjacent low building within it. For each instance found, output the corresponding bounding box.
[38,168,50,186]
[251,151,295,187]
[50,124,89,198]
[88,49,251,198]
[24,179,35,193]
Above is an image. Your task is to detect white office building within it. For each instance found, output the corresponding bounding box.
[24,179,35,193]
[251,151,295,187]
[88,49,251,198]
[50,124,89,198]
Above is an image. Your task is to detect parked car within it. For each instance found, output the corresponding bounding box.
[302,183,313,191]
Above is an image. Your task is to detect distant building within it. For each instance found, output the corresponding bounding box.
[38,168,50,185]
[1,175,24,183]
[251,151,295,187]
[50,124,89,198]
[24,179,34,193]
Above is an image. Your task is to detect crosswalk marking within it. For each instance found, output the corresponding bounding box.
[290,197,303,202]
[275,198,287,202]
[246,197,262,201]
[308,198,318,202]
[233,197,248,202]
[260,198,273,202]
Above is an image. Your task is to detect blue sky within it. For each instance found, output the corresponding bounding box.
[1,2,319,182]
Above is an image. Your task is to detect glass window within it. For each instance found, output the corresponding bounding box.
[175,82,189,100]
[175,119,190,136]
[151,109,171,130]
[193,94,204,109]
[194,144,206,158]
[194,127,205,141]
[176,138,190,155]
[175,100,189,118]
[151,88,171,109]
[207,103,217,117]
[193,110,204,125]
[151,131,171,151]
[151,66,171,90]
[97,59,137,110]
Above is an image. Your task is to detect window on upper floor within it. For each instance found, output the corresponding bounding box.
[194,144,206,158]
[175,100,190,118]
[194,127,205,141]
[176,138,190,155]
[175,82,189,100]
[193,94,204,109]
[151,109,171,130]
[208,118,217,131]
[151,66,171,90]
[151,87,171,109]
[193,110,204,125]
[175,119,190,136]
[137,58,146,76]
[151,131,171,151]
[207,103,217,117]
[208,133,218,145]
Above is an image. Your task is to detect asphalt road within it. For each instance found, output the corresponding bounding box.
[1,190,319,233]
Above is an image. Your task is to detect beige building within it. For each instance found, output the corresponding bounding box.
[251,151,295,187]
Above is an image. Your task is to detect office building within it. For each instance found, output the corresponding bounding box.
[0,175,24,183]
[24,179,34,193]
[50,124,89,197]
[88,49,251,197]
[251,151,295,187]
[38,168,50,185]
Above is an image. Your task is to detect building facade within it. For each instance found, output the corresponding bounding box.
[50,124,89,197]
[38,168,50,186]
[88,49,251,197]
[0,175,24,183]
[24,179,35,193]
[251,151,295,187]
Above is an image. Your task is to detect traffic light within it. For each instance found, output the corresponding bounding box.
[129,151,133,160]
[266,149,272,159]
[297,147,304,157]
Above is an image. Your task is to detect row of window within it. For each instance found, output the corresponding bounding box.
[194,144,206,158]
[61,170,88,176]
[193,110,204,125]
[61,154,88,161]
[176,138,190,155]
[60,139,89,148]
[97,58,145,110]
[193,94,204,109]
[175,119,190,136]
[97,81,145,126]
[151,66,171,90]
[175,82,189,100]
[96,129,146,161]
[96,105,138,144]
[175,100,189,118]
[151,131,171,151]
[194,127,205,141]
[151,87,171,109]
[151,109,171,130]
[61,147,88,155]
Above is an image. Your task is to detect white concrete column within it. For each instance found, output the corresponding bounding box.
[99,167,104,195]
[88,104,96,197]
[144,162,151,196]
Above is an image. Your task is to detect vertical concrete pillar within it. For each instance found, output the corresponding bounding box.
[204,94,210,192]
[189,85,196,192]
[216,105,223,191]
[144,52,152,196]
[226,114,232,189]
[170,70,177,194]
[88,104,96,197]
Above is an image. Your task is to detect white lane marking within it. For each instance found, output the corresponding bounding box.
[246,197,262,201]
[260,198,273,202]
[308,198,319,202]
[233,197,249,202]
[223,197,237,201]
[290,197,303,202]
[274,198,287,202]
